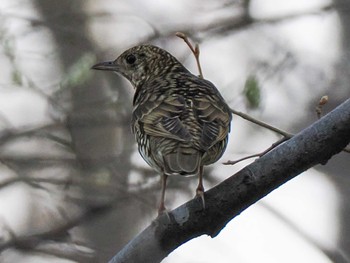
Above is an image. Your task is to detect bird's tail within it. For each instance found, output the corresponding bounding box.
[163,148,201,176]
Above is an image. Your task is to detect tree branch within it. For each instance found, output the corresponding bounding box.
[109,98,350,263]
[0,201,113,255]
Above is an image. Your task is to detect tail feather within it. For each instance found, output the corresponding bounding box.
[164,150,201,175]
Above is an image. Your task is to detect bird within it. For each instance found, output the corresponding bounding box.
[92,44,232,215]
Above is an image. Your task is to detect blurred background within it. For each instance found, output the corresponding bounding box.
[0,0,349,262]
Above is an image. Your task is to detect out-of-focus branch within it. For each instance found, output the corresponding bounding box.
[0,198,113,254]
[260,201,349,263]
[109,99,350,263]
[141,3,334,43]
[0,123,67,146]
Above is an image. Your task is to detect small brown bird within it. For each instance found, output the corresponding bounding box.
[92,45,231,214]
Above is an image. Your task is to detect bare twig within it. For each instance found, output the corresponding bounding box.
[224,109,293,164]
[316,95,329,119]
[314,95,350,153]
[230,108,292,138]
[176,32,203,78]
[224,137,288,165]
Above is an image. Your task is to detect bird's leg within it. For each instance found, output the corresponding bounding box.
[195,166,205,209]
[158,173,168,215]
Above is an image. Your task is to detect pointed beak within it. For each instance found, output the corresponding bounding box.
[91,61,119,71]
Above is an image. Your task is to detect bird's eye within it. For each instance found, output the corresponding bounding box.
[126,54,136,65]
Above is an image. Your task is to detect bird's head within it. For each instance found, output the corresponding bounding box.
[92,45,184,88]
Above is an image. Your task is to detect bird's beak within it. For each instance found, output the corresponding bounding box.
[91,61,119,71]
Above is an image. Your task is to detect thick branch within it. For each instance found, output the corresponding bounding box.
[109,98,350,263]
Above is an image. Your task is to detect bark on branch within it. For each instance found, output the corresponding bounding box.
[109,99,350,263]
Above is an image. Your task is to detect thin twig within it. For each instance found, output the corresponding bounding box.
[230,108,293,138]
[176,32,203,78]
[223,154,260,165]
[316,95,328,119]
[314,95,350,153]
[224,137,288,165]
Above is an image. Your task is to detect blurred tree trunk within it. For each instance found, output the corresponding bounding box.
[33,1,140,261]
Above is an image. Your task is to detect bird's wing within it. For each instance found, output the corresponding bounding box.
[193,91,232,151]
[132,95,192,142]
[132,79,232,150]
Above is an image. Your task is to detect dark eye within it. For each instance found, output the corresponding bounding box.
[126,54,136,64]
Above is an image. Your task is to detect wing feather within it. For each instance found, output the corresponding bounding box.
[132,77,231,152]
[133,95,191,141]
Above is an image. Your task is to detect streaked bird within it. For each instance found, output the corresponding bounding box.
[92,45,231,214]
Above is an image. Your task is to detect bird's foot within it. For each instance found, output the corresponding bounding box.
[157,205,171,221]
[158,202,166,215]
[195,188,205,210]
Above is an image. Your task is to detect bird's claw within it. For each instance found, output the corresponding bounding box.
[157,207,171,221]
[195,189,205,210]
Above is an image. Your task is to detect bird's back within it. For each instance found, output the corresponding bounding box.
[132,70,231,176]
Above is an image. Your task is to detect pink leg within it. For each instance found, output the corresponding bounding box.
[158,173,168,215]
[195,166,205,209]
